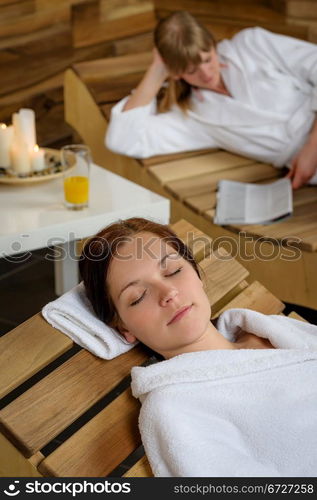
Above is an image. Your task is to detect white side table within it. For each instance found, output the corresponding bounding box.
[0,164,170,295]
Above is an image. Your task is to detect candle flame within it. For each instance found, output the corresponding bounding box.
[1,123,6,129]
[34,145,39,152]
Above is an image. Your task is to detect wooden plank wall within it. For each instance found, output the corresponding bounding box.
[1,0,316,148]
[0,0,156,148]
[155,0,317,43]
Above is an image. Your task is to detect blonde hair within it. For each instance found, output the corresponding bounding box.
[154,11,216,113]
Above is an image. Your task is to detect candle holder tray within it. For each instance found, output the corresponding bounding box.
[0,148,72,184]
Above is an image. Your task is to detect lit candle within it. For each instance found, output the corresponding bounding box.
[0,123,14,168]
[31,145,46,172]
[10,140,31,176]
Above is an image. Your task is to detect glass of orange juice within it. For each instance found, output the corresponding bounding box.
[61,144,91,210]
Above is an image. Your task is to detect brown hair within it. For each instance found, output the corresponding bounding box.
[79,217,201,331]
[154,11,216,113]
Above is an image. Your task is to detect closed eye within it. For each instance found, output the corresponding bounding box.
[130,290,146,306]
[130,267,183,306]
[167,267,182,276]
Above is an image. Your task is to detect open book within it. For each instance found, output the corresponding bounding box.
[214,178,293,225]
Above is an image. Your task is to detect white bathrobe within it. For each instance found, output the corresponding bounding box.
[131,309,317,477]
[106,27,317,174]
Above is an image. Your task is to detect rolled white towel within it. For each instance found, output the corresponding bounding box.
[42,282,138,359]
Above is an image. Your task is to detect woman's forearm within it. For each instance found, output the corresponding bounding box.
[123,50,169,112]
[287,114,317,188]
[306,114,317,148]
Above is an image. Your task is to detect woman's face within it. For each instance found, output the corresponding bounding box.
[178,47,222,91]
[107,232,212,358]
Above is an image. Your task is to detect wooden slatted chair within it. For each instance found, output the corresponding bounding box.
[64,51,317,310]
[0,219,292,477]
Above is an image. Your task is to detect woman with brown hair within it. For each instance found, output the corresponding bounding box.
[79,216,274,356]
[106,11,317,189]
[79,216,317,477]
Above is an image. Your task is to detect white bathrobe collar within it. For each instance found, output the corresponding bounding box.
[131,349,317,399]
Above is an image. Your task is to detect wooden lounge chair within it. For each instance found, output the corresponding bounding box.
[64,52,317,310]
[0,219,304,477]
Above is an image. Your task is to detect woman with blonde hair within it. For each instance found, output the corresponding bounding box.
[106,10,317,189]
[79,216,317,477]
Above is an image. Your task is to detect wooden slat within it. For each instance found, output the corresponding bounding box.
[171,219,213,262]
[200,247,249,306]
[204,208,216,221]
[166,163,279,200]
[90,74,143,105]
[38,388,141,477]
[141,148,217,168]
[287,311,307,322]
[124,455,153,477]
[0,314,72,399]
[212,280,285,318]
[99,0,154,23]
[0,6,70,42]
[0,433,43,478]
[156,0,310,39]
[0,72,64,108]
[72,1,156,48]
[149,151,253,185]
[185,191,217,214]
[0,346,148,456]
[0,25,71,95]
[0,0,34,23]
[100,102,115,121]
[155,0,289,23]
[286,1,317,18]
[114,31,154,56]
[254,173,285,184]
[73,52,152,103]
[74,51,152,83]
[207,208,216,219]
[289,231,317,252]
[210,17,308,41]
[228,200,317,252]
[302,251,317,305]
[292,186,317,208]
[211,279,249,315]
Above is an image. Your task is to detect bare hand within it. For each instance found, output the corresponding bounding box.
[286,142,317,189]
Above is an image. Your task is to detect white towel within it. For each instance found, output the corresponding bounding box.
[131,309,317,477]
[42,282,137,359]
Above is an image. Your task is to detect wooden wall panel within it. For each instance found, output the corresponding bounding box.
[155,0,311,41]
[0,0,34,21]
[0,0,156,147]
[269,0,317,18]
[0,6,70,42]
[72,0,156,48]
[0,0,315,148]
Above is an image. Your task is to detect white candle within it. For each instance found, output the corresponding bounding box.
[0,124,14,168]
[12,113,24,143]
[10,140,31,176]
[31,145,46,172]
[19,108,36,151]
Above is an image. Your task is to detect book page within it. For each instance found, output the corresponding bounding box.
[214,178,292,225]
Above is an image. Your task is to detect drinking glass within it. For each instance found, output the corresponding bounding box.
[61,144,91,210]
